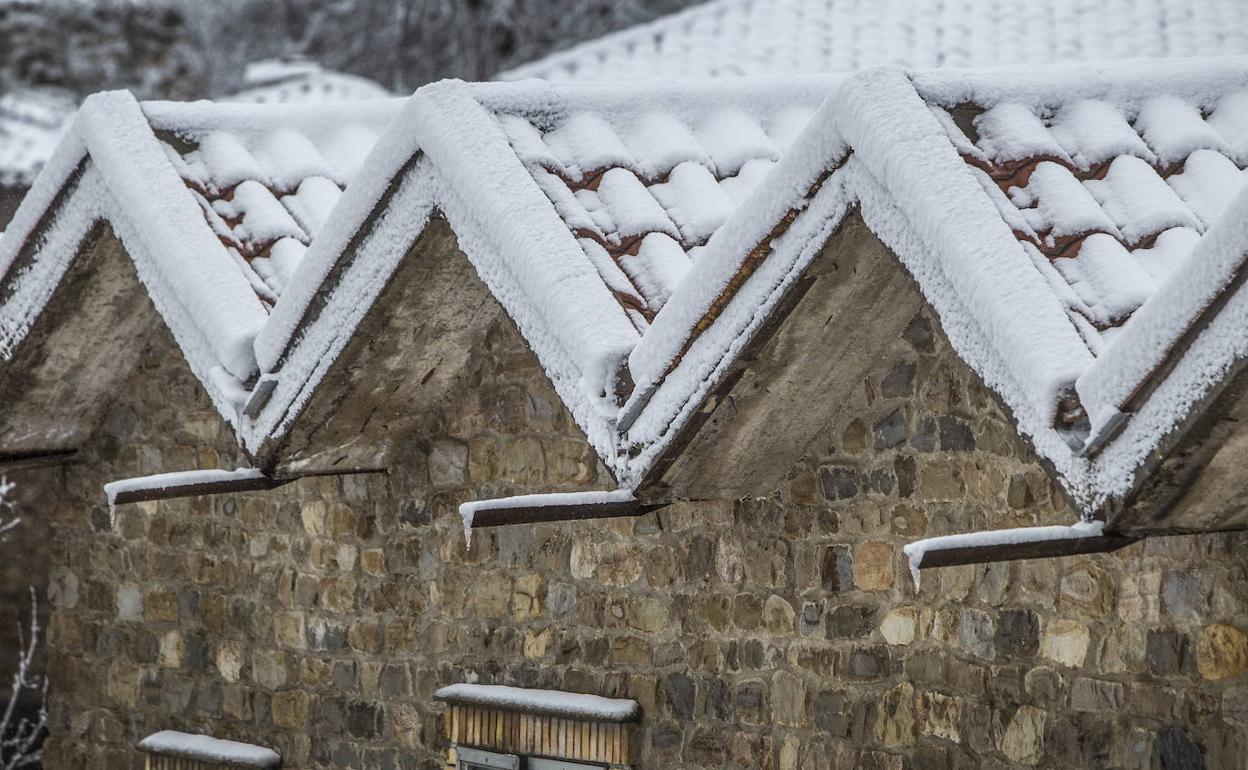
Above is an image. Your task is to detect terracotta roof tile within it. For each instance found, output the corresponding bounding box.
[490,97,819,328]
[937,86,1248,337]
[155,117,388,307]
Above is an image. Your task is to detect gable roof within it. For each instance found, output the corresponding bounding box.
[0,92,399,447]
[5,56,1248,532]
[503,0,1248,82]
[246,76,833,470]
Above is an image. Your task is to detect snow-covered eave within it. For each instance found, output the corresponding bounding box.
[104,467,287,509]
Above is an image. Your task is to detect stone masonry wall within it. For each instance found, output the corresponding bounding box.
[39,303,1248,769]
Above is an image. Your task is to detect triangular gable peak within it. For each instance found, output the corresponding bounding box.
[502,0,1248,82]
[0,92,398,456]
[244,77,833,476]
[145,99,400,305]
[625,56,1248,529]
[8,58,1248,534]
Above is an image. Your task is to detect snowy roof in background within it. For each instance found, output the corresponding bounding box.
[146,99,401,303]
[0,88,76,187]
[503,0,1248,82]
[229,58,392,105]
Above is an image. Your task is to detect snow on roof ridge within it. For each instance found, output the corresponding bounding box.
[435,683,640,722]
[76,91,269,380]
[141,96,405,144]
[258,78,641,415]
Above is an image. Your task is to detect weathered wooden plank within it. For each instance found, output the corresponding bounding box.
[109,476,294,506]
[915,535,1138,570]
[467,500,665,528]
[0,448,77,472]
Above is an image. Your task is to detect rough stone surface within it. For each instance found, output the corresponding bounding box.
[1196,624,1248,681]
[27,306,1248,770]
[1041,619,1090,668]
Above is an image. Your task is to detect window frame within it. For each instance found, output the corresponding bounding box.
[456,746,605,770]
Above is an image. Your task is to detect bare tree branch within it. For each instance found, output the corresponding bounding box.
[0,479,46,770]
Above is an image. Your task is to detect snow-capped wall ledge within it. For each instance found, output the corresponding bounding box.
[903,520,1137,588]
[435,684,640,723]
[458,489,661,540]
[138,731,281,768]
[104,468,289,517]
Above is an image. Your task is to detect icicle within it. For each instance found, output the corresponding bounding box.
[460,504,475,550]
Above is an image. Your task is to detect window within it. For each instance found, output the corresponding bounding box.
[456,747,603,770]
[437,684,638,769]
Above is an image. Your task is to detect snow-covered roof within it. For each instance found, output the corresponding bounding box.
[0,60,389,198]
[6,55,1248,522]
[0,91,401,431]
[0,88,76,188]
[229,59,392,105]
[503,0,1248,82]
[147,99,400,303]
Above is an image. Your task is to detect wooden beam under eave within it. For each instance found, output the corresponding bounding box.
[467,500,666,528]
[914,534,1139,571]
[0,448,78,472]
[109,476,294,506]
[1110,340,1248,535]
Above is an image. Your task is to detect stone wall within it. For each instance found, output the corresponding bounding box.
[39,304,1248,769]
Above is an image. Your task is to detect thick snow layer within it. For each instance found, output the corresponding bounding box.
[903,520,1104,588]
[80,92,269,380]
[138,731,280,768]
[502,0,1248,83]
[436,684,639,722]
